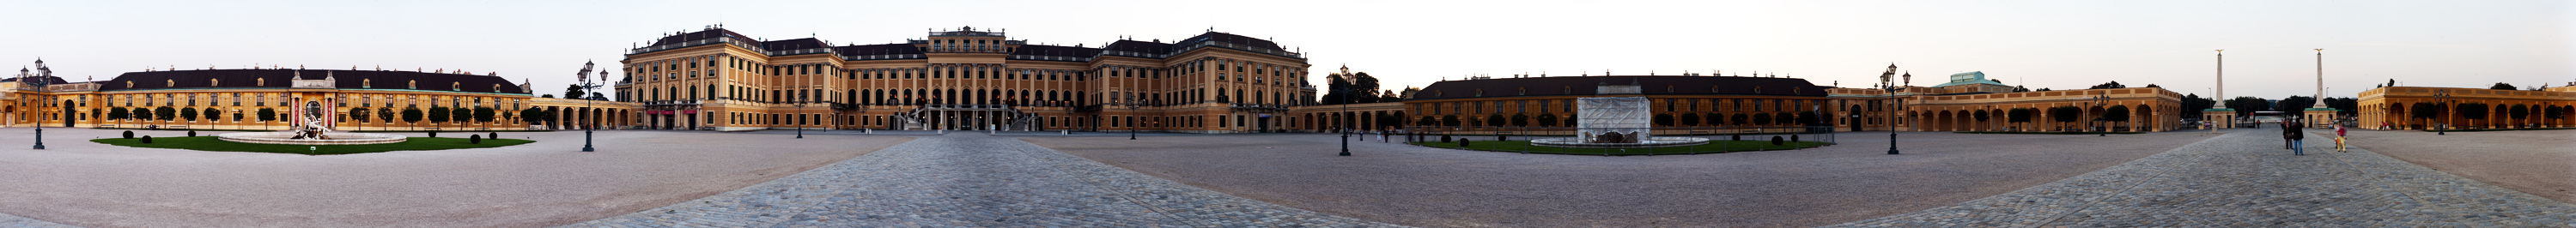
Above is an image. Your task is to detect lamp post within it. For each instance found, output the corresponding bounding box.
[793,93,807,139]
[2093,93,2109,136]
[576,61,600,152]
[2435,90,2451,135]
[1879,63,1903,155]
[1339,86,1352,157]
[26,59,50,150]
[1127,99,1140,140]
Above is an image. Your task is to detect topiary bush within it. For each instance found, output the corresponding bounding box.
[140,135,154,144]
[469,135,483,144]
[123,130,134,139]
[428,131,438,138]
[1791,135,1800,141]
[1442,135,1453,142]
[1771,135,1784,146]
[488,132,499,139]
[1459,138,1473,147]
[187,130,197,137]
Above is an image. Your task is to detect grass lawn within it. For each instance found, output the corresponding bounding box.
[1955,131,2147,135]
[1412,140,1832,155]
[91,136,534,155]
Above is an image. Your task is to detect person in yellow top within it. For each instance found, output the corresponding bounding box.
[2333,124,2348,153]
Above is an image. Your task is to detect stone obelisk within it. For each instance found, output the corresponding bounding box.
[2204,50,2235,129]
[2312,49,2329,109]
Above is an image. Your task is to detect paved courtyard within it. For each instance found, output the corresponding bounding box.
[2344,129,2576,203]
[563,133,1394,227]
[0,129,909,228]
[1024,131,2222,227]
[1833,129,2576,227]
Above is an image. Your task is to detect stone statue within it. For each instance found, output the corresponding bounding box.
[292,101,331,140]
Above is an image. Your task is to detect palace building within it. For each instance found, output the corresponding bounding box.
[1366,70,2188,133]
[617,26,1313,133]
[0,63,639,131]
[2354,84,2576,130]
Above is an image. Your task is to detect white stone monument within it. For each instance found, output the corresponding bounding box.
[1577,97,1651,143]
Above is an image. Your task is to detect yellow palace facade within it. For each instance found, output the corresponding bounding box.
[0,66,641,132]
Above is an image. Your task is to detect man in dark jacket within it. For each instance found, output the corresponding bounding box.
[2285,119,2306,155]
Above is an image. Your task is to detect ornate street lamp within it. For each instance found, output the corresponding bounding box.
[26,59,50,150]
[575,61,600,152]
[2093,93,2109,136]
[793,93,807,139]
[2435,90,2451,135]
[1338,86,1352,157]
[1879,64,1903,154]
[1127,99,1141,140]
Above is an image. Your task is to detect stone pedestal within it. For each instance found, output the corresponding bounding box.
[2304,108,2338,129]
[2202,109,2236,129]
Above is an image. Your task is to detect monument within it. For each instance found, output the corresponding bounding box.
[217,100,407,145]
[2203,50,2237,129]
[2303,49,2338,128]
[1529,84,1708,147]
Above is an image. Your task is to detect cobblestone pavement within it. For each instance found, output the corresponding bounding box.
[563,133,1400,227]
[1832,129,2576,227]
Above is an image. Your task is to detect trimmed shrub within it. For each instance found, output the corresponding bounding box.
[489,132,499,139]
[1442,135,1453,142]
[1771,135,1784,145]
[1790,135,1800,141]
[428,131,438,138]
[1459,138,1472,147]
[469,135,483,144]
[123,130,134,139]
[1497,135,1508,141]
[1732,135,1741,141]
[140,135,154,144]
[187,130,197,137]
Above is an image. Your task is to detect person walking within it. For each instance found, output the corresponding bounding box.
[2285,119,2306,155]
[2335,124,2349,153]
[2281,119,2294,149]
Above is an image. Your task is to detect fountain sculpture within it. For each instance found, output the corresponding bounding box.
[217,101,407,145]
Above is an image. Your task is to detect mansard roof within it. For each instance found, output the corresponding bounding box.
[1009,45,1101,57]
[835,44,925,56]
[759,38,829,51]
[1176,32,1283,51]
[100,69,530,94]
[651,28,758,47]
[1102,39,1174,54]
[1413,75,1829,100]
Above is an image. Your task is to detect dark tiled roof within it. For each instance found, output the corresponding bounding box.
[1412,75,1828,100]
[1008,45,1100,57]
[1102,40,1173,54]
[760,38,829,51]
[100,69,529,94]
[652,28,759,47]
[834,44,924,55]
[0,76,71,85]
[1175,32,1283,50]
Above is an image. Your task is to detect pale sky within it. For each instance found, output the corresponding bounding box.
[8,0,2570,100]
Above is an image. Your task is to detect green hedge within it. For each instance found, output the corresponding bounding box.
[91,136,533,155]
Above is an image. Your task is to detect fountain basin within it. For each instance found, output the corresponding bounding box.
[216,132,409,145]
[1529,137,1710,148]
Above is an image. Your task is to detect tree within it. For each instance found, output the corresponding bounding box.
[521,107,545,126]
[2459,103,2489,128]
[1972,110,1991,125]
[131,108,150,124]
[155,106,177,122]
[1416,117,1437,127]
[2035,87,2053,92]
[2089,81,2128,89]
[2275,96,2315,111]
[1678,113,1700,126]
[1535,113,1559,127]
[1795,111,1819,126]
[2012,86,2032,93]
[107,108,128,121]
[2051,106,2083,125]
[379,107,397,127]
[2490,82,2518,90]
[1730,113,1749,126]
[401,105,424,129]
[2508,104,2530,123]
[202,108,220,123]
[1485,114,1506,127]
[428,105,451,124]
[349,108,371,130]
[540,94,556,99]
[1441,115,1461,127]
[2224,97,2271,117]
[2007,108,2035,130]
[2409,103,2441,122]
[1509,113,1530,127]
[1703,111,1723,126]
[453,106,475,126]
[1653,113,1674,126]
[1750,113,1772,126]
[255,108,275,122]
[564,84,586,99]
[1320,72,1384,105]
